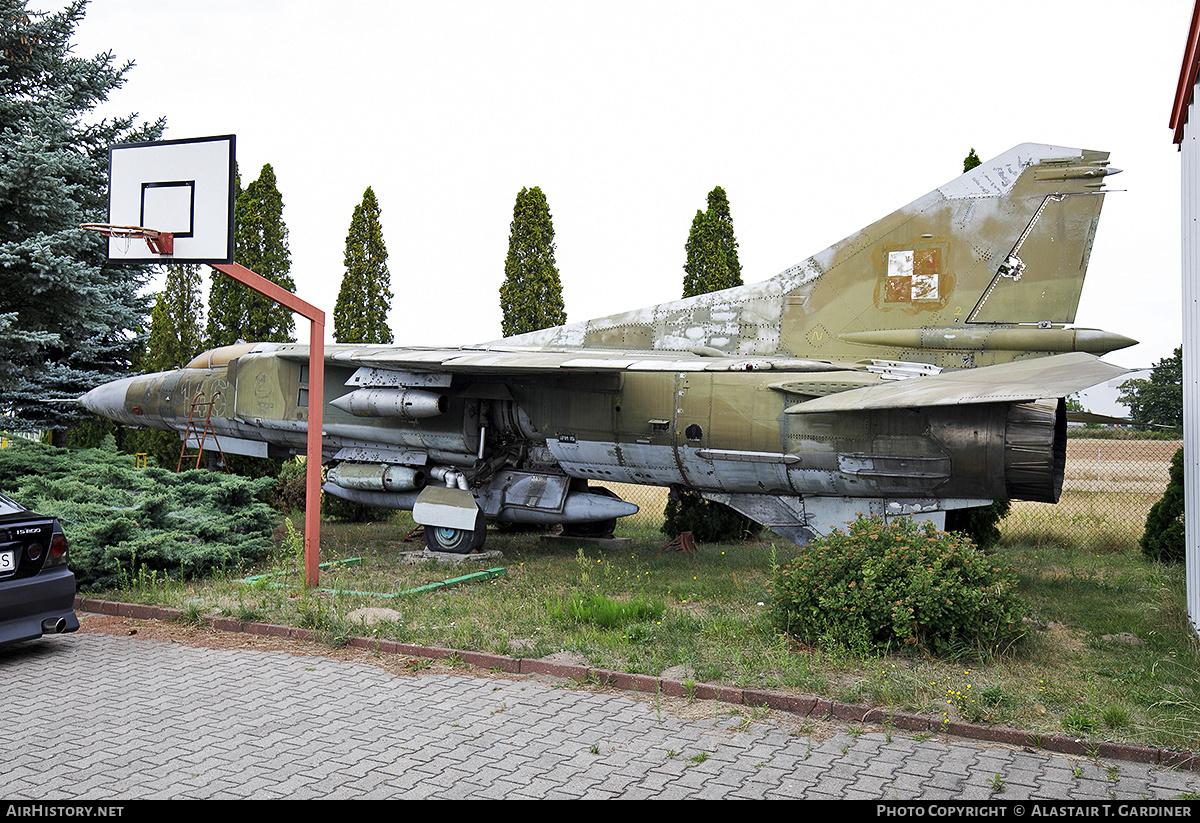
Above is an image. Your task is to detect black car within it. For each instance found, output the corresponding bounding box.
[0,492,79,646]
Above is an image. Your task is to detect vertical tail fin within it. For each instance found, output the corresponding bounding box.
[497,144,1132,367]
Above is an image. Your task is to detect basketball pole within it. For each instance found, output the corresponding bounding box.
[210,263,325,588]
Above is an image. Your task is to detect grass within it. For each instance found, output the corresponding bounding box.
[81,507,1200,752]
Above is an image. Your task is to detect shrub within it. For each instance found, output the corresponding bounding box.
[274,456,309,513]
[662,488,759,543]
[274,458,391,522]
[0,440,276,589]
[321,484,392,522]
[769,516,1026,656]
[944,500,1011,551]
[1141,447,1185,563]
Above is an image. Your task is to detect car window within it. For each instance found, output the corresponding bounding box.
[0,494,26,516]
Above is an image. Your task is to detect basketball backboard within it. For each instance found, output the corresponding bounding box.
[103,134,236,263]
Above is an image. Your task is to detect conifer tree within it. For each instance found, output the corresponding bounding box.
[0,0,163,435]
[135,264,205,466]
[683,186,743,298]
[963,148,982,172]
[666,186,757,542]
[205,170,243,347]
[1141,447,1185,563]
[206,164,295,347]
[334,187,393,344]
[682,210,717,298]
[499,186,566,336]
[144,265,205,372]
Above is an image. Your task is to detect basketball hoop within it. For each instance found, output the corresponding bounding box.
[79,223,174,256]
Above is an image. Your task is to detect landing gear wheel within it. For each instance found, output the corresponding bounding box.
[561,518,617,539]
[424,523,486,554]
[560,486,619,539]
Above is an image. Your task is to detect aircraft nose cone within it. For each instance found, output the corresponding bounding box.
[80,377,139,426]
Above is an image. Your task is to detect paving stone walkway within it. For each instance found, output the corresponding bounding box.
[4,631,1200,800]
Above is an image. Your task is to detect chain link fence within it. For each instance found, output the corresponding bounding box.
[600,434,1180,550]
[601,483,671,536]
[1003,435,1179,551]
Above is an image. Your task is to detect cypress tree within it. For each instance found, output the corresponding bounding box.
[205,170,243,348]
[334,187,393,344]
[1141,447,1185,563]
[144,264,205,372]
[499,186,566,336]
[705,185,742,290]
[330,189,394,518]
[206,164,295,346]
[682,209,717,298]
[666,186,757,542]
[0,0,163,435]
[133,264,205,466]
[683,185,743,298]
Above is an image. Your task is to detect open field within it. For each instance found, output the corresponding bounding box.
[1006,438,1180,551]
[1062,438,1180,494]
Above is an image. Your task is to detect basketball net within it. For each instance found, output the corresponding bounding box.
[79,223,174,256]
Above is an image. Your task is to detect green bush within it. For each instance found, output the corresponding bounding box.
[944,500,1011,551]
[273,458,392,522]
[0,440,277,589]
[1141,447,1185,563]
[662,488,759,543]
[274,456,309,513]
[769,516,1026,656]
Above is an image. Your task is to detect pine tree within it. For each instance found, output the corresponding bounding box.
[133,264,205,466]
[682,209,717,298]
[666,186,757,542]
[683,186,743,298]
[499,186,566,336]
[0,0,163,435]
[206,164,295,347]
[204,170,243,347]
[144,265,205,372]
[705,185,742,290]
[334,187,393,344]
[963,148,982,172]
[1141,447,1185,563]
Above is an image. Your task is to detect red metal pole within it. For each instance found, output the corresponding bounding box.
[305,316,324,588]
[210,263,325,587]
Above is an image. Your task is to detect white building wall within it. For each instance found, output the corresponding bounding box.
[1183,93,1200,632]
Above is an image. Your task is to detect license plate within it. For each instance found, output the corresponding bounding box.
[0,549,14,574]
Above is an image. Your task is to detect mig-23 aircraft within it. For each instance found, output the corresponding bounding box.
[81,142,1134,553]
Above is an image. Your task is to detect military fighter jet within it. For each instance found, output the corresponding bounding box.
[81,143,1134,552]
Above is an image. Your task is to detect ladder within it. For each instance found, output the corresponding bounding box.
[178,390,230,472]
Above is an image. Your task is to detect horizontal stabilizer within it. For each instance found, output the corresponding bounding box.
[1066,411,1134,426]
[1066,410,1175,428]
[785,352,1126,413]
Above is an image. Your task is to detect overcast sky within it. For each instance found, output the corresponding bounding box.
[61,0,1195,369]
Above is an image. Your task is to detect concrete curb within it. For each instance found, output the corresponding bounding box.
[76,595,1200,771]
